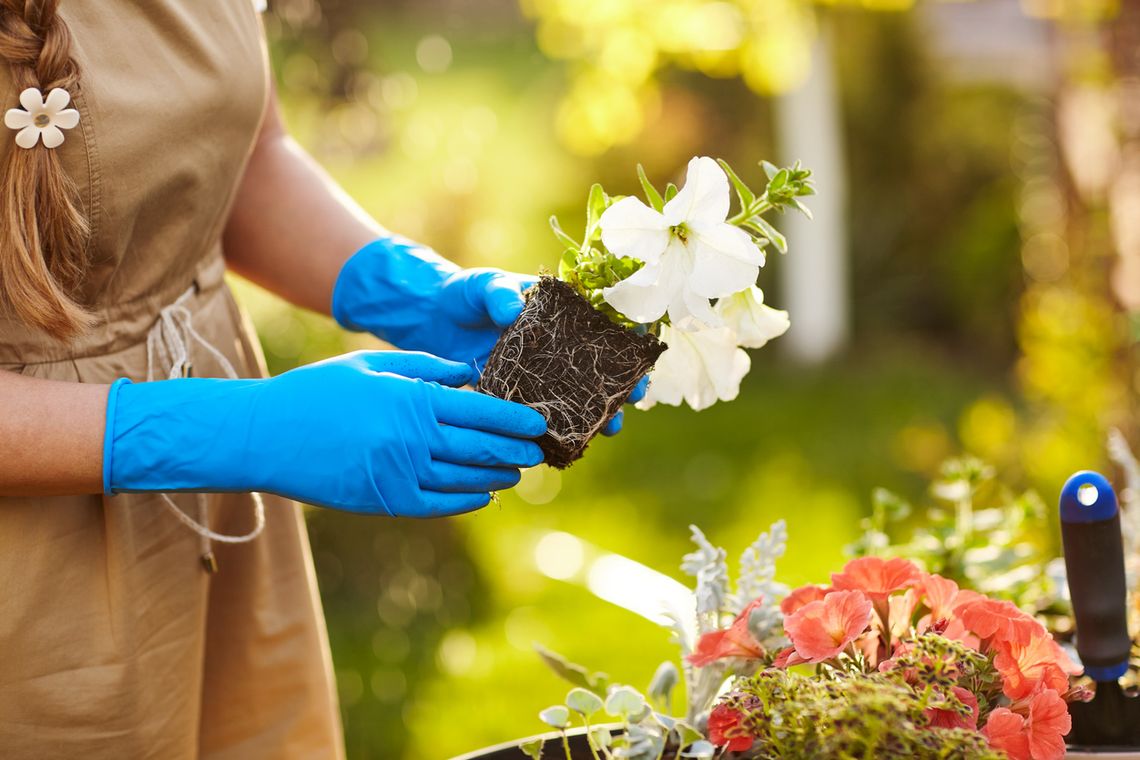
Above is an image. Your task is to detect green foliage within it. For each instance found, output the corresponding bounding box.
[646,661,679,712]
[531,679,711,760]
[539,705,571,729]
[566,687,604,717]
[550,182,645,329]
[726,667,1004,760]
[849,456,1061,613]
[536,645,610,696]
[604,686,647,719]
[520,738,545,759]
[887,634,1002,722]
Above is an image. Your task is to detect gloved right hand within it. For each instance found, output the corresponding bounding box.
[103,351,547,517]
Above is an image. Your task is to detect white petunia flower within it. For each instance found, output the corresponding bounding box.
[714,286,790,349]
[600,156,764,327]
[4,87,80,150]
[637,321,751,412]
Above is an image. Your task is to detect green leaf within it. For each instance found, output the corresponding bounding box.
[604,686,647,718]
[637,164,664,212]
[539,705,571,729]
[674,721,704,748]
[549,216,580,251]
[717,158,755,210]
[584,183,608,243]
[647,660,678,708]
[761,160,779,180]
[767,168,790,194]
[519,738,544,760]
[793,199,814,219]
[521,738,547,759]
[588,726,612,749]
[558,248,578,281]
[664,182,679,202]
[747,215,787,254]
[535,645,608,695]
[566,687,604,716]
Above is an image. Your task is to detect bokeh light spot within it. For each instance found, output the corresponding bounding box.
[417,35,453,73]
[437,629,477,675]
[534,530,584,580]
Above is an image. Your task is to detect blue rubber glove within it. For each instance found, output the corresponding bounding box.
[331,236,534,372]
[103,351,547,517]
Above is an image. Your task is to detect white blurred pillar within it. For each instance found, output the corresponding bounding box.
[774,26,849,363]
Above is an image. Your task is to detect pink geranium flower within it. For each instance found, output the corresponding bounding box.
[780,584,830,616]
[981,690,1071,760]
[887,588,919,643]
[994,632,1081,701]
[983,708,1031,760]
[1026,688,1071,760]
[784,590,873,663]
[687,599,766,667]
[921,573,960,621]
[956,597,1041,648]
[830,557,923,600]
[772,646,809,668]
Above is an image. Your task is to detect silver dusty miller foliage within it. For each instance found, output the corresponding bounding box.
[530,522,792,759]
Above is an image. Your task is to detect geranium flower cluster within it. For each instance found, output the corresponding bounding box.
[691,556,1087,760]
[556,157,812,411]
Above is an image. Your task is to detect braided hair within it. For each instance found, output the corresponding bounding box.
[0,0,91,340]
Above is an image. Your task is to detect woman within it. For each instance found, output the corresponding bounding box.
[0,2,639,757]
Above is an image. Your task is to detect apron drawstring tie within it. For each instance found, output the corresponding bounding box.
[145,284,266,573]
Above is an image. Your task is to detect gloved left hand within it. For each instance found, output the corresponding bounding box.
[331,235,646,435]
[332,236,533,372]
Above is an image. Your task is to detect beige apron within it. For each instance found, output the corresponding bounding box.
[0,3,344,758]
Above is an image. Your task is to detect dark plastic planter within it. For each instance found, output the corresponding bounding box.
[450,727,597,760]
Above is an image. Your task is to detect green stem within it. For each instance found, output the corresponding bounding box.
[561,730,573,760]
[583,718,602,760]
[726,197,775,226]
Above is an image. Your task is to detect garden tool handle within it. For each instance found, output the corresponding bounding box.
[1060,471,1132,681]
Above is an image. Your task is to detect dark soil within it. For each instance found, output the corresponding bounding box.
[477,277,666,468]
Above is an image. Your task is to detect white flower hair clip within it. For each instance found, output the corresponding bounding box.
[4,87,80,149]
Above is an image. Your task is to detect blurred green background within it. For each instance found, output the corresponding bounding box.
[240,0,1140,756]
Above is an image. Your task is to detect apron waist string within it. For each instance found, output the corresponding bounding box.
[145,284,266,572]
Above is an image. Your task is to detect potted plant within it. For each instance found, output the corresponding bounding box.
[453,461,1118,759]
[477,156,812,467]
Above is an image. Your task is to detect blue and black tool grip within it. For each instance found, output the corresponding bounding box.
[1060,471,1132,681]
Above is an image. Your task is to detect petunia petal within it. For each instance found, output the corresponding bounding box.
[670,287,719,328]
[715,287,790,348]
[640,323,750,411]
[690,220,766,266]
[14,125,40,149]
[52,108,79,130]
[687,224,764,299]
[663,156,730,226]
[689,250,759,300]
[18,87,44,113]
[40,125,64,149]
[598,195,671,263]
[4,108,31,129]
[603,238,691,323]
[43,87,71,113]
